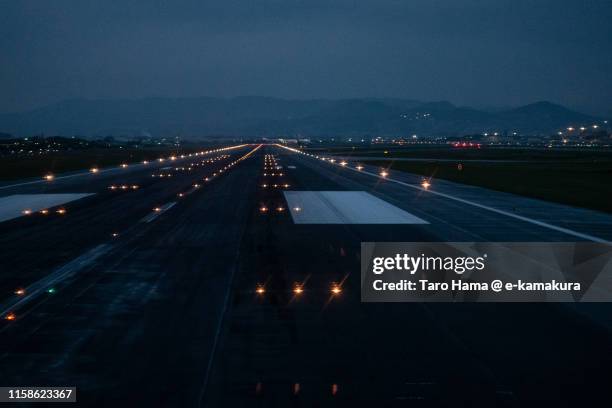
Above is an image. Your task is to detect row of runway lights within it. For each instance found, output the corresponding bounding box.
[40,146,246,182]
[115,152,254,232]
[22,208,66,216]
[148,147,262,226]
[150,155,229,178]
[6,146,262,323]
[254,382,341,398]
[27,151,242,215]
[4,287,57,321]
[255,282,343,297]
[260,154,297,214]
[25,154,234,219]
[260,157,343,298]
[276,144,432,189]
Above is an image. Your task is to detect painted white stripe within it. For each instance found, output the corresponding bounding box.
[284,191,428,224]
[140,202,176,223]
[0,193,94,222]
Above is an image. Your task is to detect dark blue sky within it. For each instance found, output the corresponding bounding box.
[1,0,611,114]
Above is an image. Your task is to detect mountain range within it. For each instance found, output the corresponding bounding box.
[0,97,599,139]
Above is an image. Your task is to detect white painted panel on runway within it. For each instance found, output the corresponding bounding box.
[284,191,428,224]
[0,194,94,222]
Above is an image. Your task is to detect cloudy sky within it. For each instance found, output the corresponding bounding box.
[1,0,611,114]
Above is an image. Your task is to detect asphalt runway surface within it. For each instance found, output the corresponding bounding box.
[0,144,611,407]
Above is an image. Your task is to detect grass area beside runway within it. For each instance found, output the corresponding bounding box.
[0,146,210,181]
[307,145,612,161]
[361,156,612,213]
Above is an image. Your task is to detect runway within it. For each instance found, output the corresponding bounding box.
[0,144,610,407]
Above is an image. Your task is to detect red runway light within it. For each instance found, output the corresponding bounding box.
[332,384,339,396]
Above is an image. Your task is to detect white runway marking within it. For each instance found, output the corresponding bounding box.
[0,193,94,222]
[140,202,176,223]
[284,191,428,224]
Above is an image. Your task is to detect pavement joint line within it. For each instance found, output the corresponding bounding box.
[277,145,609,243]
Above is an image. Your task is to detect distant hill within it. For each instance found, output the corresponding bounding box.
[0,97,599,138]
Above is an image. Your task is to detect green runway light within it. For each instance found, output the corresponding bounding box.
[47,288,56,294]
